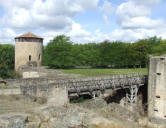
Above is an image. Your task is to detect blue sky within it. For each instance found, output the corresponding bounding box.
[0,0,166,45]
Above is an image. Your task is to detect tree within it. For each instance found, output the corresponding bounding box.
[44,35,74,68]
[151,40,166,56]
[43,35,165,69]
[0,44,15,78]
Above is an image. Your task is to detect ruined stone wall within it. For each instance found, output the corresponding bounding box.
[20,78,68,105]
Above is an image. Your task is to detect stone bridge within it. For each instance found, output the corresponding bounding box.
[19,74,147,105]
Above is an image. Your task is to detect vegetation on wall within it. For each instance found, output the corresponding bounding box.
[43,35,165,69]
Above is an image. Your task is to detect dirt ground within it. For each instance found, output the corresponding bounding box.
[0,95,42,115]
[0,95,157,128]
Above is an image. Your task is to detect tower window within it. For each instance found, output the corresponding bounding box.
[157,73,161,75]
[38,54,40,60]
[29,55,31,61]
[156,96,160,98]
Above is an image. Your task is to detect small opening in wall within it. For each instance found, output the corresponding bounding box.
[154,109,158,112]
[160,58,165,60]
[157,73,161,75]
[29,55,31,61]
[38,54,40,60]
[164,116,166,118]
[156,96,160,98]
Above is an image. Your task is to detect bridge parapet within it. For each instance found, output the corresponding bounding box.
[19,74,147,104]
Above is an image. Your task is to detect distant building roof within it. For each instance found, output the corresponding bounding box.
[15,32,43,39]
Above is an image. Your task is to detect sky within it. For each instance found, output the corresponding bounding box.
[0,0,166,45]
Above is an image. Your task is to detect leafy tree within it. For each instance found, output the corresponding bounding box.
[0,44,15,78]
[151,40,166,56]
[43,35,163,69]
[44,35,74,68]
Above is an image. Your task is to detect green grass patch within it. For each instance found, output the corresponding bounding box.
[70,97,91,103]
[61,68,147,77]
[0,84,19,89]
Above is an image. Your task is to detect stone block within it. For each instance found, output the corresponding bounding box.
[47,87,69,106]
[22,72,39,78]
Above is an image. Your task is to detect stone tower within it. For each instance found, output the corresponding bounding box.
[15,32,43,71]
[148,55,166,123]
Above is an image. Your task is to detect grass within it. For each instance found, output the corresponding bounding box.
[70,97,90,103]
[0,84,19,89]
[61,68,147,77]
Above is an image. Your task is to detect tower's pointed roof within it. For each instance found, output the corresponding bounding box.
[15,32,43,39]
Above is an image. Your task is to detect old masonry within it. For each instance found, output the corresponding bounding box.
[13,32,166,125]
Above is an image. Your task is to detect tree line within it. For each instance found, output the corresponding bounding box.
[0,44,16,78]
[43,35,165,68]
[0,35,166,78]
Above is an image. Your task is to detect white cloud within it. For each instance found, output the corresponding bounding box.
[66,0,166,43]
[110,28,155,42]
[0,0,100,44]
[100,0,114,15]
[75,0,99,10]
[103,14,110,26]
[1,0,91,30]
[68,25,166,44]
[120,16,165,29]
[67,22,110,43]
[2,8,33,29]
[0,28,16,44]
[0,0,34,9]
[129,0,161,6]
[91,29,110,41]
[83,0,163,43]
[116,1,151,19]
[67,22,91,43]
[100,0,114,25]
[41,31,64,45]
[0,0,99,30]
[116,0,164,29]
[0,0,165,44]
[68,22,90,38]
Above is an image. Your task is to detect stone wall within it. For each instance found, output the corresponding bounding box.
[148,55,166,123]
[20,78,68,105]
[47,87,68,106]
[15,41,43,71]
[22,71,40,78]
[20,74,147,106]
